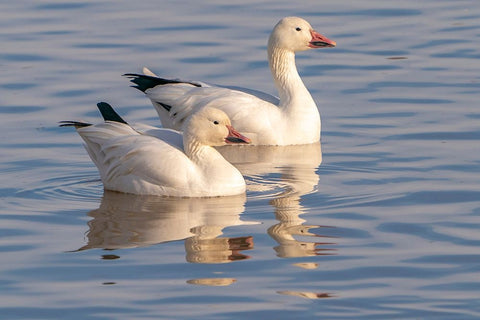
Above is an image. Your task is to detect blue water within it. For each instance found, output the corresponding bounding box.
[1,0,480,319]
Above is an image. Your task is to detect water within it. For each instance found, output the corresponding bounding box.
[1,0,480,319]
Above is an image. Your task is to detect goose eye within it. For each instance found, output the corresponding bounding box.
[295,27,301,31]
[213,120,219,125]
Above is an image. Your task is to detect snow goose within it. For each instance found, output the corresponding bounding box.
[60,102,250,197]
[125,16,335,146]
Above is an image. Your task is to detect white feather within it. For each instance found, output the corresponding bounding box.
[74,107,248,197]
[132,17,335,146]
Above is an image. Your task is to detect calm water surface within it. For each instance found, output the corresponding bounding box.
[1,0,480,319]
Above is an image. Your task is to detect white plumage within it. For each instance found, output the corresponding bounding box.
[62,104,250,197]
[126,16,335,146]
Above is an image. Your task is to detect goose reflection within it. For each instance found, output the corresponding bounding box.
[218,142,337,258]
[77,190,256,263]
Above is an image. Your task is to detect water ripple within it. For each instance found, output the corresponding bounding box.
[2,1,480,319]
[15,173,102,203]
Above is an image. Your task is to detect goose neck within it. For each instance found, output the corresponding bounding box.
[268,47,311,107]
[183,136,207,161]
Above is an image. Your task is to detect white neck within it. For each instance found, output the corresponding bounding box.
[183,136,211,162]
[183,135,245,194]
[267,46,321,143]
[268,47,316,110]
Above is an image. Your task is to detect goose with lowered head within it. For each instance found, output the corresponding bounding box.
[60,103,250,197]
[125,16,335,146]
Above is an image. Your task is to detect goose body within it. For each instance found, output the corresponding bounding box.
[61,103,250,197]
[125,16,335,146]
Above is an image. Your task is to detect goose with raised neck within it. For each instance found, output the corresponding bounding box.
[125,16,335,146]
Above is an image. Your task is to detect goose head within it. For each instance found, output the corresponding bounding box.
[184,107,251,147]
[268,16,336,52]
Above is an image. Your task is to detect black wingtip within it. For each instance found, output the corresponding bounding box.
[123,73,202,92]
[59,103,128,129]
[59,120,92,128]
[96,102,128,124]
[123,73,159,92]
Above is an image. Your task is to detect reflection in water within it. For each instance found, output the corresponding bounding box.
[187,278,237,286]
[77,143,335,263]
[277,290,334,299]
[269,195,337,258]
[185,234,253,263]
[218,142,323,193]
[219,142,337,258]
[76,191,256,263]
[292,262,319,269]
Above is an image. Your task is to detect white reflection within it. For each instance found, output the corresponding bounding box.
[218,142,336,258]
[186,278,237,286]
[218,142,323,194]
[76,142,334,261]
[277,290,334,299]
[77,190,256,263]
